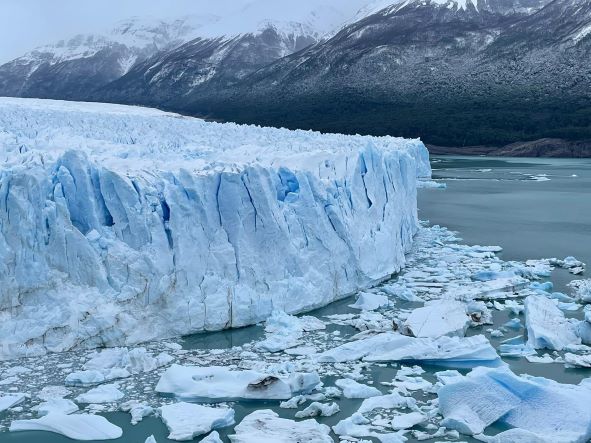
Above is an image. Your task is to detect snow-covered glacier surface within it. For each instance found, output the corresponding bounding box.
[0,97,430,359]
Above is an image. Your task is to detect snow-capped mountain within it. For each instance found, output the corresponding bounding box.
[1,0,590,147]
[94,2,356,106]
[0,1,348,103]
[156,0,589,148]
[0,15,216,100]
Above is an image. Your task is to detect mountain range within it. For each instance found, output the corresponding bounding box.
[1,0,590,149]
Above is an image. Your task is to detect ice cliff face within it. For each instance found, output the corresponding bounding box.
[0,98,430,360]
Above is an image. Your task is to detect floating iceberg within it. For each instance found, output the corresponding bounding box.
[228,409,332,443]
[391,411,427,430]
[438,366,591,442]
[294,401,340,418]
[569,279,591,303]
[155,365,319,401]
[524,295,579,350]
[120,400,153,425]
[0,97,430,359]
[33,398,78,416]
[335,378,381,398]
[159,402,234,441]
[9,414,123,440]
[75,383,124,404]
[348,292,390,311]
[0,393,25,412]
[316,332,500,367]
[83,347,173,374]
[255,310,324,353]
[401,301,470,338]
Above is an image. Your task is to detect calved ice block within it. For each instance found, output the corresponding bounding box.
[9,414,123,440]
[228,409,332,443]
[524,295,580,350]
[315,332,501,367]
[155,365,320,401]
[438,366,591,442]
[0,97,430,359]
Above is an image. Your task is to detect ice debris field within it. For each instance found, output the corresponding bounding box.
[0,98,590,442]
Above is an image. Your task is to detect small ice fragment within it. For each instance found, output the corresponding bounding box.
[391,412,427,430]
[33,398,78,416]
[9,414,122,440]
[229,409,331,442]
[159,402,235,441]
[402,301,470,338]
[0,393,26,412]
[349,292,389,311]
[120,400,154,424]
[525,295,579,350]
[335,379,381,398]
[295,402,340,418]
[75,383,124,404]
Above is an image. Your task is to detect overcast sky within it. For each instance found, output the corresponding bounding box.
[0,0,369,64]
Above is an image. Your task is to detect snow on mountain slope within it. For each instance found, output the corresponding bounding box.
[0,15,216,100]
[0,98,430,360]
[196,0,348,40]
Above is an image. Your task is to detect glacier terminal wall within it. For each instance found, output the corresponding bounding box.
[0,98,430,359]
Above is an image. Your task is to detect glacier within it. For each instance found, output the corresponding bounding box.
[0,97,431,359]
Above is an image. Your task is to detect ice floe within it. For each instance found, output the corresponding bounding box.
[317,332,501,367]
[159,402,234,441]
[228,409,332,442]
[401,301,470,338]
[0,393,25,412]
[524,295,579,350]
[335,378,381,398]
[439,366,591,442]
[75,384,124,404]
[294,401,340,418]
[32,398,78,416]
[156,365,319,401]
[9,414,123,440]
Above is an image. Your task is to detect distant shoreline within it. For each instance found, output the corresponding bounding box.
[427,138,591,158]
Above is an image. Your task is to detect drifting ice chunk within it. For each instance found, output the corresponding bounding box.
[402,301,470,338]
[391,412,427,430]
[9,414,122,440]
[33,398,78,416]
[201,432,223,443]
[75,384,124,404]
[156,365,319,401]
[476,428,552,443]
[294,402,340,418]
[357,392,417,414]
[0,98,430,359]
[569,279,591,303]
[438,366,591,441]
[83,347,173,374]
[335,379,381,398]
[65,369,129,387]
[120,400,154,424]
[0,393,25,412]
[159,402,234,441]
[256,310,326,352]
[564,353,591,368]
[317,332,500,367]
[349,292,390,311]
[228,409,332,442]
[524,295,579,350]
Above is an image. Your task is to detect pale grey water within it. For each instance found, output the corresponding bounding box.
[2,156,590,443]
